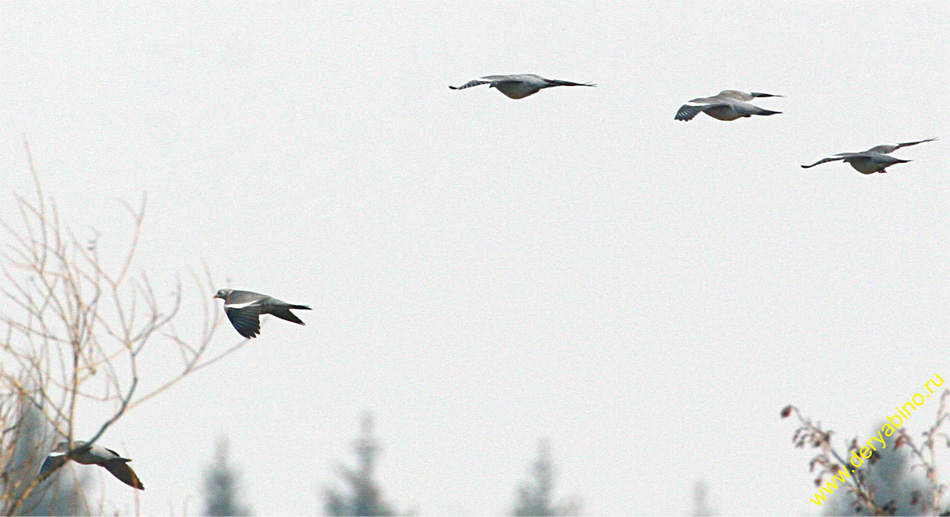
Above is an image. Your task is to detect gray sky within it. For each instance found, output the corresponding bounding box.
[2,1,949,514]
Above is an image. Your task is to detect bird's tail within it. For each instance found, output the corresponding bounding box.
[548,79,596,87]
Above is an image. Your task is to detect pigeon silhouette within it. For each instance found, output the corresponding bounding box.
[39,441,144,490]
[675,90,783,121]
[214,289,311,338]
[801,137,938,174]
[450,74,595,99]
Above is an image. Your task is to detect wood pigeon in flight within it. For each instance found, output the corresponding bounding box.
[39,441,144,490]
[801,137,938,174]
[449,74,595,99]
[675,90,783,121]
[214,289,311,338]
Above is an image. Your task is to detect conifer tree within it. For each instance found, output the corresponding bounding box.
[691,481,716,516]
[511,440,580,516]
[201,437,252,516]
[323,413,396,516]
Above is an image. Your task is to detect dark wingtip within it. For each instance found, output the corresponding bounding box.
[449,86,459,90]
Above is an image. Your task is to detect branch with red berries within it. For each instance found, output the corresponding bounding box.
[783,390,950,516]
[893,390,950,514]
[782,404,886,514]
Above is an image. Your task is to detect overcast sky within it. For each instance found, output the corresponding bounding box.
[2,1,949,515]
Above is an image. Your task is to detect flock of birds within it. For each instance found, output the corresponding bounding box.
[36,72,939,492]
[449,74,939,174]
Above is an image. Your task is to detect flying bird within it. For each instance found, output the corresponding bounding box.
[801,137,938,174]
[39,441,144,490]
[675,90,783,121]
[214,289,311,338]
[449,74,595,99]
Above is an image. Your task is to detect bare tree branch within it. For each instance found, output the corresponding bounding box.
[1,142,248,514]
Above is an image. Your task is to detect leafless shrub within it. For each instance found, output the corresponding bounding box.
[783,389,950,515]
[0,142,249,514]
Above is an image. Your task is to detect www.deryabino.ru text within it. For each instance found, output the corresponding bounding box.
[811,373,945,506]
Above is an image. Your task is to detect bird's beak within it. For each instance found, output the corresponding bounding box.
[213,294,221,299]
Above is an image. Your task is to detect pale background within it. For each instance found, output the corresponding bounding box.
[1,1,948,514]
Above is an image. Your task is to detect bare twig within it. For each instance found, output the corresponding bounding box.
[1,142,247,514]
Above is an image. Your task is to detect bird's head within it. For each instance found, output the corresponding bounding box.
[214,289,231,300]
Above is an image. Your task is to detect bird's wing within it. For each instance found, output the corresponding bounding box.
[38,453,68,478]
[717,90,753,101]
[866,138,937,154]
[897,136,939,149]
[449,79,491,91]
[270,307,306,325]
[865,144,896,154]
[894,137,938,152]
[675,103,713,121]
[449,76,513,90]
[801,156,845,168]
[260,297,309,325]
[102,460,145,490]
[225,304,262,338]
[259,296,303,309]
[101,446,126,461]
